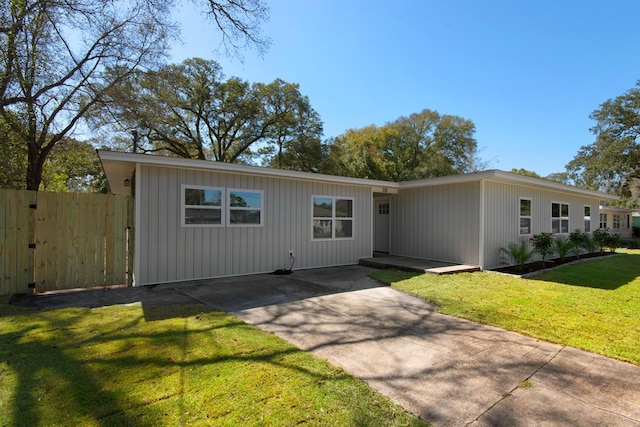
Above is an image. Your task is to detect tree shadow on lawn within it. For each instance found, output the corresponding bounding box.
[530,252,640,290]
[0,304,359,427]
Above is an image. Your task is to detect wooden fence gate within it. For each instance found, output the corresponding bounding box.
[0,190,134,295]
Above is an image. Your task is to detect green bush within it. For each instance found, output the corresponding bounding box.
[553,236,573,261]
[530,233,554,265]
[581,233,598,254]
[568,229,585,256]
[500,240,534,271]
[620,238,640,249]
[593,228,621,253]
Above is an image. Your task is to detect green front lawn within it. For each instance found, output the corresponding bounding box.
[372,249,640,365]
[0,302,426,426]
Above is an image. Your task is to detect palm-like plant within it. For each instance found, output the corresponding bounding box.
[500,241,534,272]
[553,236,573,261]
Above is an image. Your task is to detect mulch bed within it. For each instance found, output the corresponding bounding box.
[494,252,616,275]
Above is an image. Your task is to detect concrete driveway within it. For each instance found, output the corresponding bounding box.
[11,265,640,426]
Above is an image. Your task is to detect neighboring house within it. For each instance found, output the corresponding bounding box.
[599,206,634,238]
[98,151,617,286]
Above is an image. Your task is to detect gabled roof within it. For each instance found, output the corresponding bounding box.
[97,150,617,201]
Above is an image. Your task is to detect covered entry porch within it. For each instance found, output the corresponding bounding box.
[359,253,480,275]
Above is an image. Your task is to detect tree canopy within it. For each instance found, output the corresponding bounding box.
[566,80,640,204]
[323,109,482,181]
[0,0,269,190]
[92,58,324,170]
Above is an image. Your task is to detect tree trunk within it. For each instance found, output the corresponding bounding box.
[26,144,43,191]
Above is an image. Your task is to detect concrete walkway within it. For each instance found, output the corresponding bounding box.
[11,266,640,426]
[359,254,481,274]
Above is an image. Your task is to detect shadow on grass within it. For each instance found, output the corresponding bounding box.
[531,252,640,290]
[1,304,380,427]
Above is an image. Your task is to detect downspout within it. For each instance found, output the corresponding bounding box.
[133,162,142,286]
[478,179,485,270]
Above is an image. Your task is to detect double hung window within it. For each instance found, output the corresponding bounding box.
[613,214,621,229]
[182,185,262,227]
[312,196,353,239]
[519,198,532,235]
[228,189,263,226]
[551,202,569,234]
[584,206,591,233]
[600,213,608,229]
[182,186,224,226]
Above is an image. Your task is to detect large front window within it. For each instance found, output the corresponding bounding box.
[182,186,224,226]
[228,189,263,226]
[312,196,353,239]
[182,185,263,227]
[551,202,569,234]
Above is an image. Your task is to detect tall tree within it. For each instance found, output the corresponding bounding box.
[259,79,324,171]
[0,0,269,190]
[0,113,26,189]
[325,109,481,181]
[567,80,640,202]
[93,59,324,167]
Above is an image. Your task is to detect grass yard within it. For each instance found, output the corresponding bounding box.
[0,302,426,426]
[372,249,640,365]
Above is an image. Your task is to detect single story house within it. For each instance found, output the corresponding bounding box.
[599,206,634,238]
[98,150,618,286]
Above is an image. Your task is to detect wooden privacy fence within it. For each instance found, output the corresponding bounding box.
[0,190,134,295]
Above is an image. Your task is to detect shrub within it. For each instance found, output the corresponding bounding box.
[581,233,598,254]
[553,236,573,261]
[620,238,640,249]
[530,233,554,265]
[593,228,621,253]
[500,240,534,271]
[568,229,585,257]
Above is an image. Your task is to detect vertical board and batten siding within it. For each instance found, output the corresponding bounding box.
[390,182,481,266]
[481,180,601,269]
[599,208,633,238]
[136,165,372,285]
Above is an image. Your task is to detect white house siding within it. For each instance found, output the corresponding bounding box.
[390,182,481,266]
[136,165,373,285]
[481,180,602,269]
[599,208,633,238]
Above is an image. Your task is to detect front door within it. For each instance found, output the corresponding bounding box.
[374,198,390,253]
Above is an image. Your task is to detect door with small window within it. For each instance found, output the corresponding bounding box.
[374,198,390,253]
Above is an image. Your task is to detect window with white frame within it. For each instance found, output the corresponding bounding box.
[520,198,531,235]
[228,189,263,226]
[551,202,569,234]
[182,185,224,226]
[312,196,353,239]
[600,213,608,229]
[584,206,591,233]
[613,214,621,229]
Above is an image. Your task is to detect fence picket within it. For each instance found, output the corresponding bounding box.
[0,190,133,295]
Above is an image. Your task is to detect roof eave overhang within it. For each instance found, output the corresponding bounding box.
[398,169,618,201]
[97,150,400,195]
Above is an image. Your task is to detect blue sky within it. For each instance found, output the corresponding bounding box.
[171,0,640,176]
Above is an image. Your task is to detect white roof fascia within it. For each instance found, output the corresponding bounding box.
[98,151,617,202]
[98,150,399,191]
[599,205,634,213]
[399,169,617,201]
